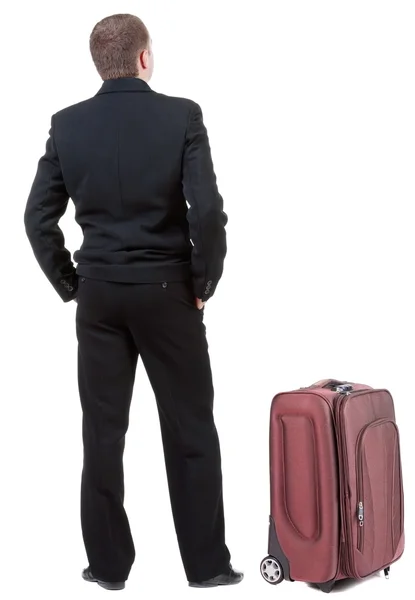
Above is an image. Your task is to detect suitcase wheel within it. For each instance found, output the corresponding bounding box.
[260,556,284,585]
[317,581,335,593]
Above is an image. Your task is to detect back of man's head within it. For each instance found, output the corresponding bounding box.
[90,13,153,81]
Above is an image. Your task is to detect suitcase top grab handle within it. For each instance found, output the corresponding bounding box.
[308,379,353,392]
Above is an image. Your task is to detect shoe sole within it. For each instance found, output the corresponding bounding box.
[83,574,125,590]
[189,577,244,588]
[97,581,125,591]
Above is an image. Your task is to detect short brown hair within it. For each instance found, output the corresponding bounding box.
[90,14,150,80]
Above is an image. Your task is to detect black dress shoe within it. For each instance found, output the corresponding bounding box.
[82,566,125,590]
[189,564,244,588]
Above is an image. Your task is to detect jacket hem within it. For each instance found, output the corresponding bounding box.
[75,263,191,283]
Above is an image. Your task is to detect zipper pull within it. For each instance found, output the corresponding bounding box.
[357,501,364,526]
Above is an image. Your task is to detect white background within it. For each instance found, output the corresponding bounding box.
[1,1,414,598]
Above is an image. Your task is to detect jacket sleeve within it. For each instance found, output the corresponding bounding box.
[182,102,228,301]
[24,114,78,302]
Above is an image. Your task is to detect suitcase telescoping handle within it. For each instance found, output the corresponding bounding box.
[308,379,353,392]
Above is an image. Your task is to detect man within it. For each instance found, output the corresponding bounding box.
[24,13,242,592]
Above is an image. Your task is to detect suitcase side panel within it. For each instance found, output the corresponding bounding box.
[270,392,340,583]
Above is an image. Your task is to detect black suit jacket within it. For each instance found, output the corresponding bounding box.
[24,77,227,303]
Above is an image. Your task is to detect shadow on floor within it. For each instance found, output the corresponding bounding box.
[307,572,382,593]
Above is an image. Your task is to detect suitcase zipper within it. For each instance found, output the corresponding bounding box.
[357,501,364,552]
[334,392,353,577]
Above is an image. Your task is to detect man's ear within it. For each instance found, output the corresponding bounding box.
[139,49,149,70]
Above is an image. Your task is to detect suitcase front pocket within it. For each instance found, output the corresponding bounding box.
[355,418,403,564]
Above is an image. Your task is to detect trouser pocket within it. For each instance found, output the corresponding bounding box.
[163,280,203,313]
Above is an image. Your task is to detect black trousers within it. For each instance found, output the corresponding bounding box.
[75,276,230,583]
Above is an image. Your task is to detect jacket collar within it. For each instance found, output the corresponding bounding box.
[96,77,152,96]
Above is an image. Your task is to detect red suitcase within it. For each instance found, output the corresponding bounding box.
[261,379,405,593]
